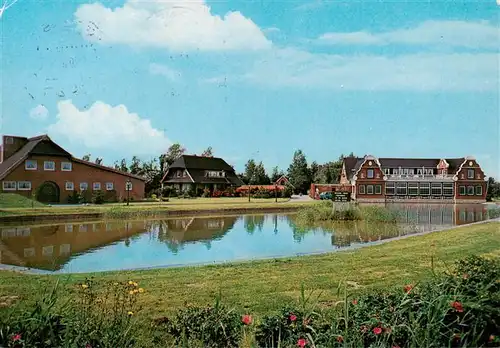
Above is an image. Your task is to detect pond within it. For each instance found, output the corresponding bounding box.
[0,204,497,273]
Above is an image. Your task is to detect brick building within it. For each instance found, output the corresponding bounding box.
[340,155,487,203]
[0,134,145,203]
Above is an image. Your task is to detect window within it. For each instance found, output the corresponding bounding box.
[25,160,37,170]
[385,182,395,195]
[44,161,55,171]
[403,168,408,175]
[409,169,415,175]
[65,182,74,191]
[183,170,187,177]
[393,168,399,175]
[475,185,482,196]
[2,181,16,191]
[17,181,31,190]
[443,183,454,196]
[358,185,366,194]
[467,186,474,195]
[408,183,418,195]
[417,168,423,175]
[177,170,182,177]
[396,182,407,195]
[93,182,101,191]
[80,182,88,191]
[125,181,133,191]
[366,185,374,194]
[459,186,466,196]
[431,183,442,196]
[106,182,114,191]
[419,183,430,195]
[384,168,390,175]
[375,185,382,195]
[367,169,374,179]
[5,137,13,144]
[467,169,474,179]
[61,162,72,171]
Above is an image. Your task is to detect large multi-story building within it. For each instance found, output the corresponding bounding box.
[340,155,487,203]
[0,134,145,203]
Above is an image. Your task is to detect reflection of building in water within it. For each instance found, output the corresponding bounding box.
[0,220,147,271]
[156,216,239,253]
[329,204,489,248]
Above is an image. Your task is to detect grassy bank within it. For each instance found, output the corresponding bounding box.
[0,195,313,221]
[0,221,498,317]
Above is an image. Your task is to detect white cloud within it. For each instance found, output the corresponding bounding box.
[241,48,498,91]
[74,0,272,52]
[316,20,499,49]
[29,104,49,120]
[48,100,170,155]
[149,63,181,81]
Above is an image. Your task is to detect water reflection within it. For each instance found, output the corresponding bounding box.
[0,204,496,273]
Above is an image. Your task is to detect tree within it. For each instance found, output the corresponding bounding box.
[244,159,257,184]
[486,177,500,201]
[82,154,91,161]
[254,162,270,185]
[270,166,285,183]
[160,143,185,172]
[141,158,162,195]
[287,150,310,194]
[129,156,142,175]
[201,146,214,157]
[94,157,103,165]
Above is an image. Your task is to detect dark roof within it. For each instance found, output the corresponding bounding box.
[165,169,244,185]
[0,134,145,181]
[343,156,468,178]
[169,155,234,171]
[0,135,50,180]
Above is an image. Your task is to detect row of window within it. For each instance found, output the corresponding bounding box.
[25,160,72,171]
[358,182,483,196]
[358,184,382,195]
[383,168,435,176]
[385,182,454,196]
[207,170,226,178]
[1,181,128,191]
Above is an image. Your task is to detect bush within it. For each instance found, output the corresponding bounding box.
[91,190,105,204]
[103,189,118,203]
[282,184,293,198]
[67,190,81,204]
[157,298,244,347]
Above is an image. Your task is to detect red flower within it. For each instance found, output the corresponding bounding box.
[451,301,464,313]
[373,327,383,335]
[297,338,307,347]
[241,314,252,325]
[337,335,343,343]
[12,334,21,341]
[403,284,413,293]
[489,335,495,343]
[352,299,358,305]
[290,314,297,322]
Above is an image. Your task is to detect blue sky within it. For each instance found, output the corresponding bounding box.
[1,0,498,177]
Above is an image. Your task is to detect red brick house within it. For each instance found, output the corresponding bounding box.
[0,134,146,203]
[340,155,487,203]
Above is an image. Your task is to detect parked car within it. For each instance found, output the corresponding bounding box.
[319,192,333,200]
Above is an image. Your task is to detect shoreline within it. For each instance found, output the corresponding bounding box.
[0,205,302,224]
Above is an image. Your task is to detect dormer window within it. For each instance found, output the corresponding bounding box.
[25,160,37,170]
[182,170,187,177]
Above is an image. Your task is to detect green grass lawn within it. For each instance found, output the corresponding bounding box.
[0,221,498,318]
[0,194,313,218]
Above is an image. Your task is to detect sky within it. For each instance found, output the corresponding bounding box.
[0,0,499,177]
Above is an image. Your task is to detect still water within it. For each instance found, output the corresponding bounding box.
[0,204,496,274]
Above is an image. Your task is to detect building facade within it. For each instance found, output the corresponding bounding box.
[341,155,487,203]
[161,155,244,194]
[0,135,145,203]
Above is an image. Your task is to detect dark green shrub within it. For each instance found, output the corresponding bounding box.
[67,190,81,204]
[91,190,105,204]
[159,298,244,347]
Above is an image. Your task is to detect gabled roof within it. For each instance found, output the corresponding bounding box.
[169,155,234,171]
[0,134,146,181]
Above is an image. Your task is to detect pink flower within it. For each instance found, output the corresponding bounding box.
[451,301,464,313]
[373,327,383,335]
[403,284,413,293]
[241,314,252,325]
[337,335,343,343]
[12,334,21,341]
[290,314,297,322]
[352,299,358,305]
[297,338,307,347]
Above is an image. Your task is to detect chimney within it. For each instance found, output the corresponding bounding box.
[2,135,28,161]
